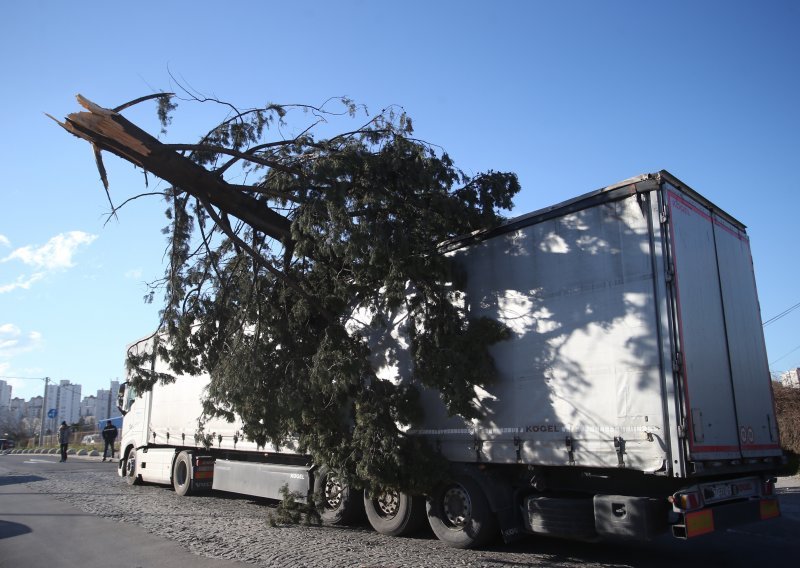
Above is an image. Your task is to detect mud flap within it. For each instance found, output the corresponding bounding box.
[496,506,525,544]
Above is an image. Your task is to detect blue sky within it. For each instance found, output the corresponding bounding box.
[1,0,798,401]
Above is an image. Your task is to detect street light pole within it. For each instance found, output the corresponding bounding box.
[38,376,49,447]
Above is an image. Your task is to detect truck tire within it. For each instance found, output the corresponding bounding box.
[426,476,498,549]
[123,449,141,486]
[313,466,363,525]
[172,451,194,496]
[364,489,427,536]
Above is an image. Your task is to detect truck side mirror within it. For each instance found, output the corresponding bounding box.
[117,383,128,416]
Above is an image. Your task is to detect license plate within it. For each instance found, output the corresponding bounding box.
[703,483,732,502]
[712,485,732,499]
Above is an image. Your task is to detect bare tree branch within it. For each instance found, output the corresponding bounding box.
[162,143,301,176]
[103,191,165,227]
[113,93,175,113]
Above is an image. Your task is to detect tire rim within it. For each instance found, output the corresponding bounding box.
[375,490,400,518]
[126,453,136,478]
[324,475,343,509]
[442,484,471,528]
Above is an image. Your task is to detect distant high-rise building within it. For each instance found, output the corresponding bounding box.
[80,395,97,421]
[781,368,800,388]
[95,381,117,421]
[8,397,25,421]
[95,388,112,422]
[27,395,43,427]
[0,380,12,408]
[19,378,120,429]
[79,380,122,423]
[110,380,120,415]
[58,380,82,424]
[42,381,82,429]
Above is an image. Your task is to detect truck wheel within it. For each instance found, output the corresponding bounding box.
[172,451,194,496]
[123,449,141,486]
[426,476,498,549]
[313,466,363,525]
[364,489,427,536]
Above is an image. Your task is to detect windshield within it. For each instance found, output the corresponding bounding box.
[117,382,139,414]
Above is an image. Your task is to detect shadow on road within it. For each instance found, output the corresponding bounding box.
[0,520,32,539]
[0,474,45,486]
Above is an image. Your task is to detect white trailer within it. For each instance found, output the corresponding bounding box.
[117,170,782,548]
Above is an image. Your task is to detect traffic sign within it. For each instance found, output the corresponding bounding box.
[47,408,57,419]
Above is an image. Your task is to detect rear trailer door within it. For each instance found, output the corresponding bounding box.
[712,213,780,457]
[664,184,780,462]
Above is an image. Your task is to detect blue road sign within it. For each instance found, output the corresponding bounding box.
[47,408,57,419]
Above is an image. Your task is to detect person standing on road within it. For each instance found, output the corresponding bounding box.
[101,420,118,462]
[58,421,70,462]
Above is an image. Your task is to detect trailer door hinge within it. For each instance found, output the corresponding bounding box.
[672,351,683,373]
[660,207,669,224]
[565,436,575,465]
[614,437,626,467]
[474,438,483,462]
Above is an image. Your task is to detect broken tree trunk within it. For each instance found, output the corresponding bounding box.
[51,95,292,242]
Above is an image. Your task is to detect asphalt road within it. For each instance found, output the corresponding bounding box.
[0,455,247,568]
[1,453,799,567]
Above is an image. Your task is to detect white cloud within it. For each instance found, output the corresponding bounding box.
[0,231,98,294]
[0,273,45,294]
[0,323,43,358]
[0,345,45,400]
[125,268,143,280]
[2,231,97,270]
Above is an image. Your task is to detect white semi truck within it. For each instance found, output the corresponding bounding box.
[117,170,782,548]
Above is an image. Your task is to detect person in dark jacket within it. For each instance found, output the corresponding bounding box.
[58,421,70,462]
[102,420,118,462]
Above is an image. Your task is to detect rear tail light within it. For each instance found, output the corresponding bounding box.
[670,490,702,511]
[761,478,775,496]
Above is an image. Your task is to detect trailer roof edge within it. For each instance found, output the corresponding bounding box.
[441,170,745,252]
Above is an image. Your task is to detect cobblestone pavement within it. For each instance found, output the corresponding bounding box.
[10,457,800,568]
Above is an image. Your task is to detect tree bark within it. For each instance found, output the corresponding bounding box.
[51,95,292,242]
